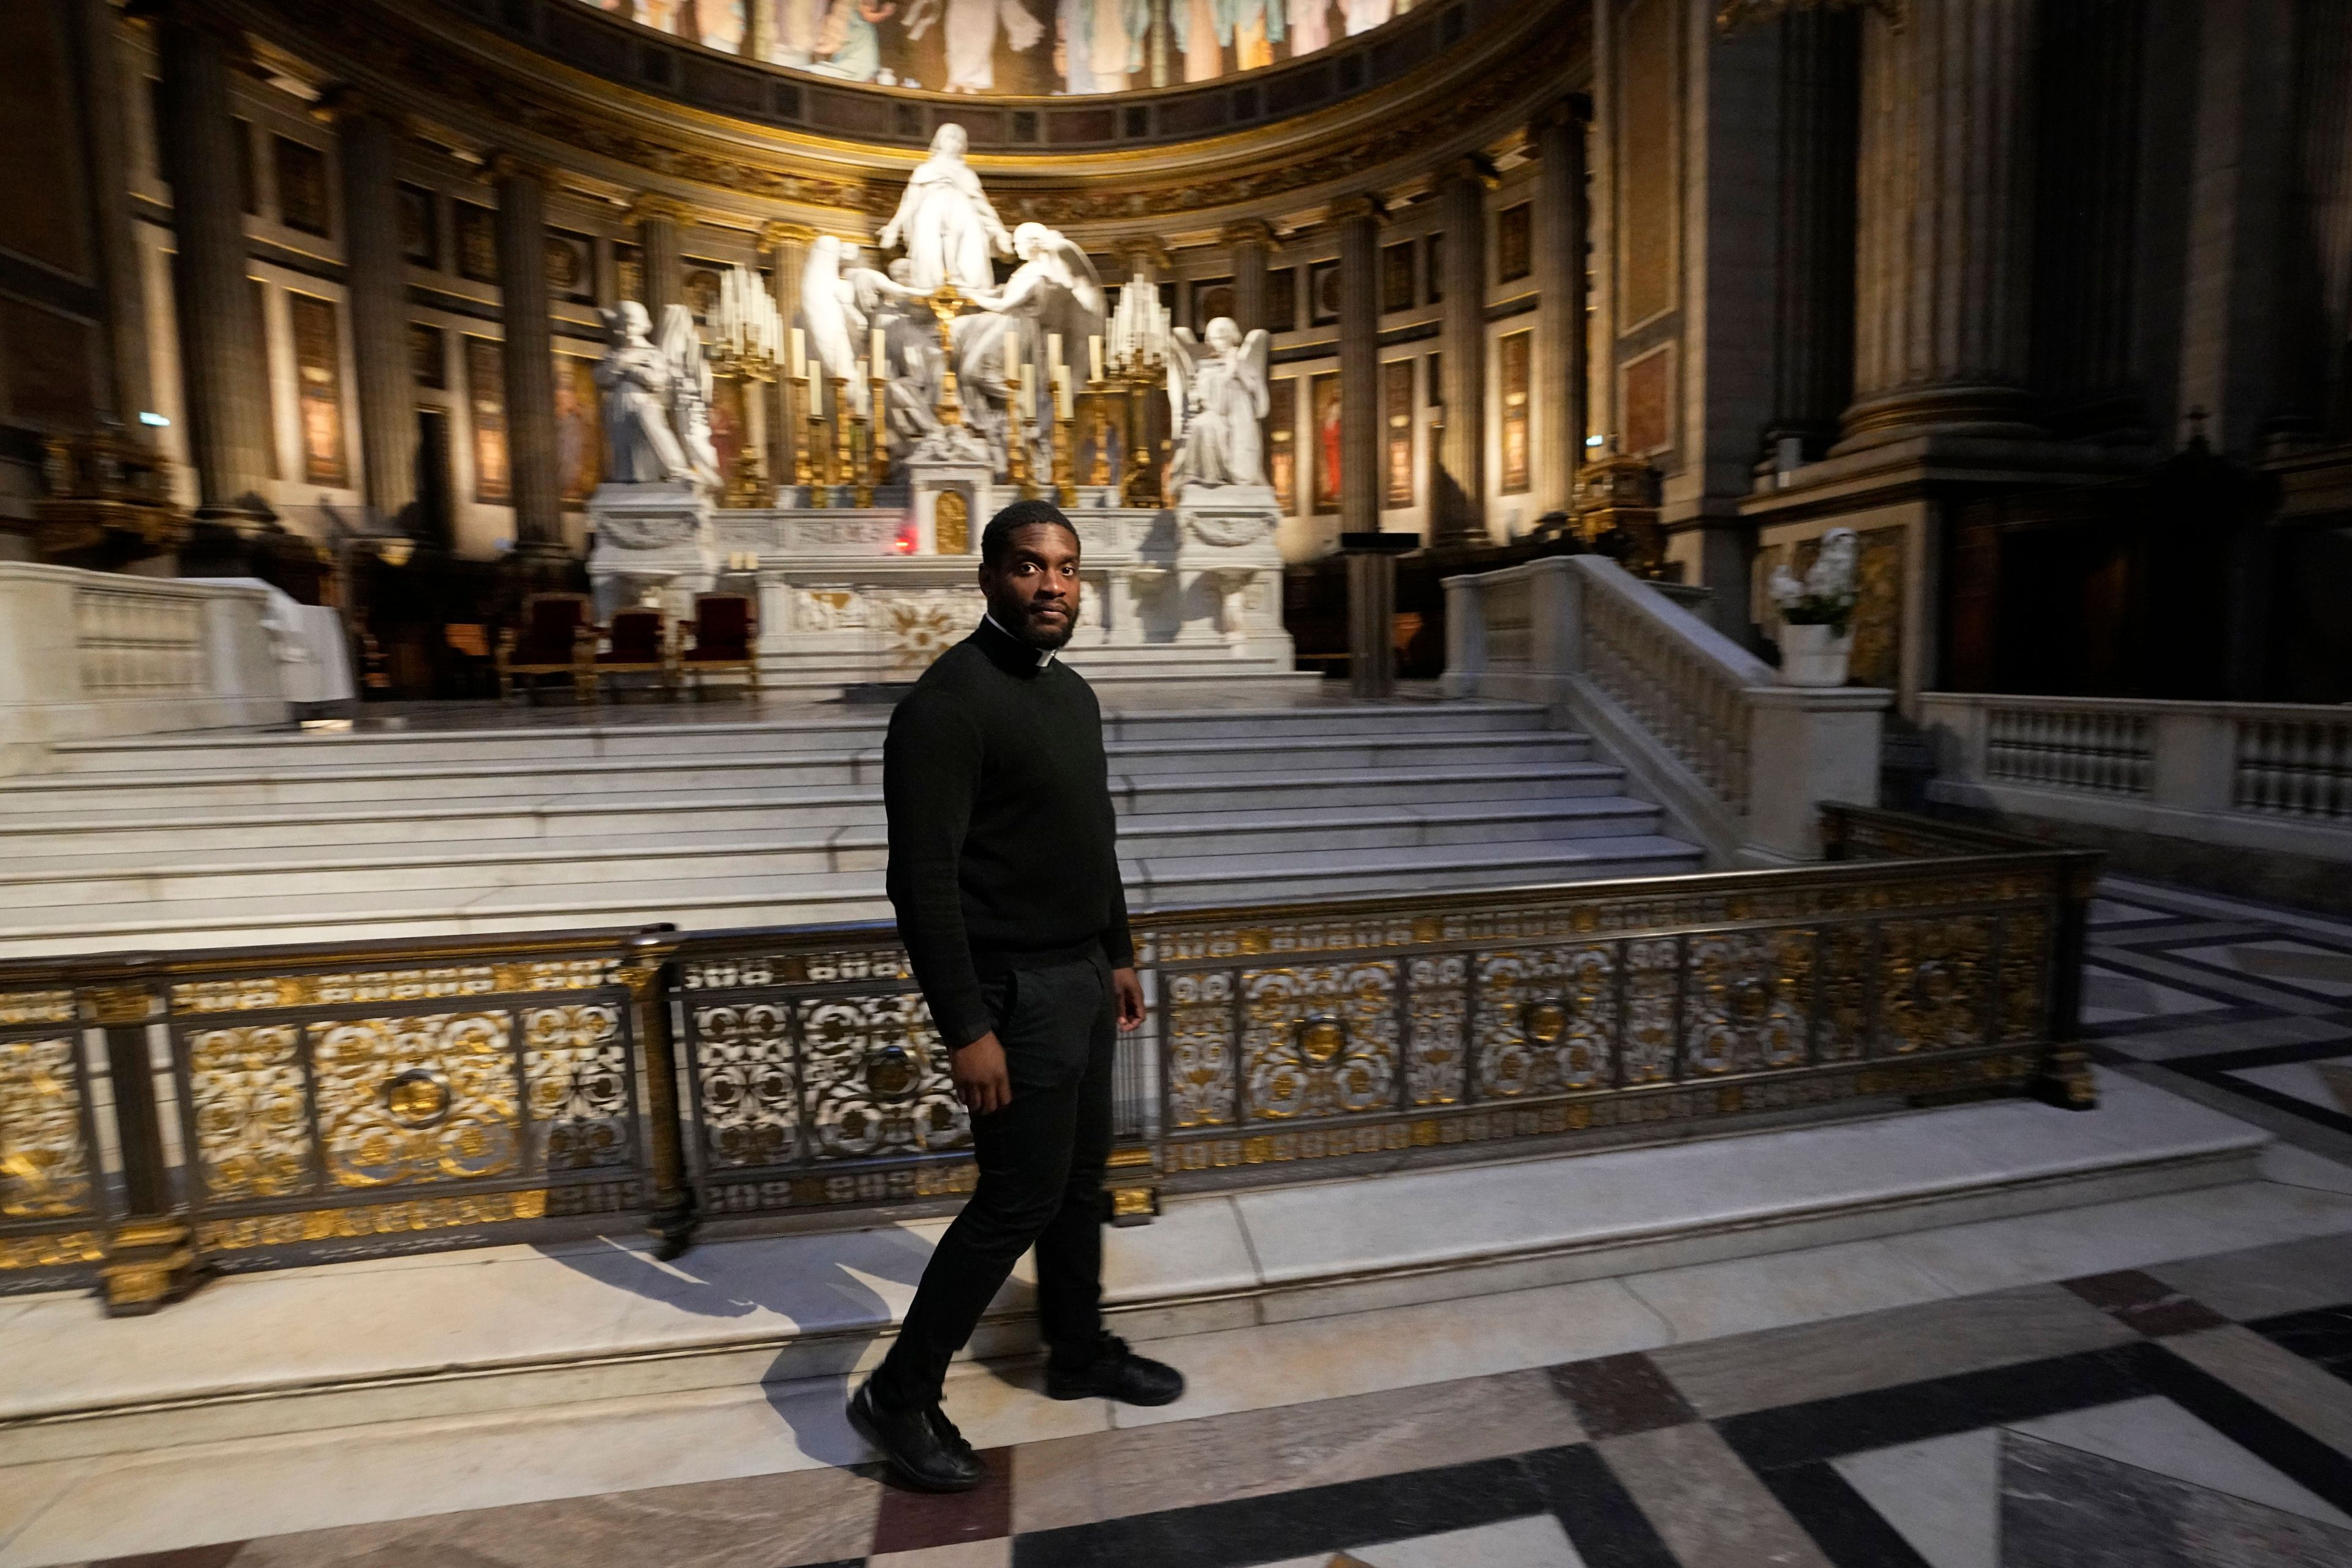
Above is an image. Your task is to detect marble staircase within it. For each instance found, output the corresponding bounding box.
[0,699,1703,957]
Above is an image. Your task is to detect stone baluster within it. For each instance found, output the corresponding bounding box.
[154,4,273,522]
[632,192,689,318]
[763,220,814,500]
[1839,0,2041,448]
[1531,97,1589,514]
[1436,158,1491,545]
[1223,219,1276,334]
[492,154,565,560]
[1334,194,1383,536]
[334,101,417,527]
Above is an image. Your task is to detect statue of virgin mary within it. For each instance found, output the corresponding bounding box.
[877,124,1012,293]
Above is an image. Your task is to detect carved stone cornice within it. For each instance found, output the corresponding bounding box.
[1533,94,1593,134]
[759,219,818,251]
[1328,193,1387,226]
[1218,219,1278,249]
[1444,154,1501,192]
[628,191,695,227]
[488,150,557,186]
[1120,238,1173,277]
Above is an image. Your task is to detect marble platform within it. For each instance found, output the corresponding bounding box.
[0,1071,2299,1470]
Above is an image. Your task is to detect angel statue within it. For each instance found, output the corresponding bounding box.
[799,235,883,421]
[595,299,720,492]
[878,124,1012,292]
[1167,316,1273,492]
[968,222,1108,472]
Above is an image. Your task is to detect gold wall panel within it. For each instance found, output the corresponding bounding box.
[315,1012,519,1188]
[1683,929,1811,1076]
[187,1023,312,1200]
[1242,963,1399,1122]
[1,1035,92,1220]
[524,1005,634,1171]
[692,1000,800,1169]
[1477,944,1616,1098]
[1166,968,1238,1129]
[800,993,966,1159]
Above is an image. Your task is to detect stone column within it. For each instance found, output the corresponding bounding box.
[336,105,417,527]
[492,154,564,556]
[1763,11,1858,466]
[763,220,813,489]
[2266,1,2352,448]
[1436,160,1489,546]
[1223,219,1275,334]
[1334,195,1383,536]
[74,0,152,434]
[155,6,272,521]
[1839,0,2040,448]
[1532,99,1589,515]
[633,192,688,318]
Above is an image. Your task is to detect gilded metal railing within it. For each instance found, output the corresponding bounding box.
[0,809,2097,1313]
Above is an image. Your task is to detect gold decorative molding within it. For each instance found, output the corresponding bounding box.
[759,219,818,251]
[1328,192,1387,226]
[102,1216,198,1316]
[1218,219,1279,249]
[85,983,155,1028]
[487,149,558,185]
[627,191,695,227]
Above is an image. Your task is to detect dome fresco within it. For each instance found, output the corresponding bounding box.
[578,0,1420,95]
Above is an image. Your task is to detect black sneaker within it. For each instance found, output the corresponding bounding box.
[1044,1333,1185,1406]
[846,1381,987,1492]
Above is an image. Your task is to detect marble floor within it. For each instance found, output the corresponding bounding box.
[15,1218,2352,1568]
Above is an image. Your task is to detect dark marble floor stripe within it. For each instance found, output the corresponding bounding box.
[2132,1341,2352,1515]
[89,1550,246,1568]
[869,1447,1012,1555]
[2154,1034,2352,1076]
[1741,1461,1932,1568]
[2062,1269,2231,1336]
[1517,1446,1679,1568]
[1546,1352,1697,1440]
[2250,1304,2352,1383]
[2172,1067,2352,1139]
[1009,1447,1565,1568]
[1714,1346,2145,1470]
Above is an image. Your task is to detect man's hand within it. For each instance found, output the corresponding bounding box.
[1113,967,1146,1032]
[951,1032,1011,1117]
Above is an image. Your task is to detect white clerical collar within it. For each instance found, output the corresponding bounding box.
[986,612,1058,669]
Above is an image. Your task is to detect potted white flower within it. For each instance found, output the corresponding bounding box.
[1767,527,1859,687]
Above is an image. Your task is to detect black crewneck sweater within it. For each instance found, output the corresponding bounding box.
[883,616,1134,1050]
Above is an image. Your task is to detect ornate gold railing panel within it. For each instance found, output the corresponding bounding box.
[0,809,2098,1308]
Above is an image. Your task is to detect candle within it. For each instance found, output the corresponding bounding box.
[789,327,805,382]
[1090,335,1104,383]
[870,326,887,379]
[1054,364,1073,421]
[1046,332,1063,383]
[1017,360,1034,421]
[807,371,823,420]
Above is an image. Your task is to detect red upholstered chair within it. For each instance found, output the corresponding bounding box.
[680,592,760,699]
[495,593,596,703]
[594,606,675,701]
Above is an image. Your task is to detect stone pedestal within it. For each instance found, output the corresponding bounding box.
[1174,487,1288,658]
[905,456,997,557]
[1339,530,1419,698]
[587,483,717,620]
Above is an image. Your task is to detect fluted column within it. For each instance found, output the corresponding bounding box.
[1532,99,1589,514]
[632,193,689,319]
[1436,162,1488,546]
[156,7,272,521]
[1223,219,1275,333]
[75,0,152,434]
[2266,1,2352,447]
[763,220,813,491]
[493,155,563,554]
[1839,0,2040,447]
[1763,10,1859,464]
[1335,194,1383,535]
[336,105,416,526]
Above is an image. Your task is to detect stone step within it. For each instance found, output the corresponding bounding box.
[0,801,1672,906]
[0,834,1700,955]
[0,733,1597,813]
[0,764,1642,850]
[0,1071,2280,1466]
[37,701,1558,775]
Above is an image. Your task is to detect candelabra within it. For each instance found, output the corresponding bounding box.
[804,376,830,508]
[924,283,967,429]
[1005,394,1040,500]
[831,377,855,507]
[1052,410,1077,506]
[869,364,892,493]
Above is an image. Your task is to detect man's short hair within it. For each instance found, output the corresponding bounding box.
[980,499,1079,567]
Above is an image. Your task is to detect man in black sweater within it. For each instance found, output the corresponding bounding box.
[849,499,1183,1492]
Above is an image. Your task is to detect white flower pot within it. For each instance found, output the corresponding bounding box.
[1779,622,1852,687]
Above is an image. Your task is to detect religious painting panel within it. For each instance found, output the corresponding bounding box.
[397,184,439,269]
[707,372,747,499]
[1381,243,1415,314]
[1382,358,1414,509]
[288,293,348,488]
[555,353,602,507]
[1268,375,1296,514]
[1617,0,1678,326]
[455,202,499,284]
[273,136,331,238]
[1194,277,1235,328]
[1499,330,1531,494]
[1498,202,1532,284]
[1267,266,1297,333]
[1310,371,1341,513]
[464,335,510,504]
[1308,260,1340,326]
[410,322,447,390]
[1619,344,1673,458]
[684,263,725,323]
[545,230,596,304]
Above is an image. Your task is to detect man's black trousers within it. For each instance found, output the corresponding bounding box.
[870,952,1115,1411]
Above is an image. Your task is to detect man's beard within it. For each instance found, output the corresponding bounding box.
[993,594,1077,650]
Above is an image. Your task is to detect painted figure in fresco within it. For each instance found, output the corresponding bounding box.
[1342,0,1392,35]
[1286,0,1332,54]
[1167,317,1273,492]
[879,124,1013,292]
[905,0,1045,93]
[804,0,897,80]
[1057,0,1148,92]
[594,301,692,485]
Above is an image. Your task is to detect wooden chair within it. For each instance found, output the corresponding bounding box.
[594,606,675,701]
[680,592,760,699]
[495,593,596,703]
